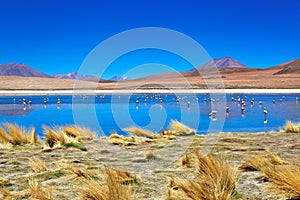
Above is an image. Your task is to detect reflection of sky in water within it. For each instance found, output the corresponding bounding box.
[0,94,299,136]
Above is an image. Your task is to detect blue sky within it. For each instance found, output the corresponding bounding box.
[0,0,299,79]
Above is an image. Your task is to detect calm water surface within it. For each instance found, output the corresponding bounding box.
[0,94,299,136]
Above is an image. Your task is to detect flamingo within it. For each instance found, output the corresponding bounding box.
[263,107,268,122]
[209,110,217,121]
[241,106,246,113]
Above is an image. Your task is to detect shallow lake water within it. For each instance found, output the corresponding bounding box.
[0,94,299,136]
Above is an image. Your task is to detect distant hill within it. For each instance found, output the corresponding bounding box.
[201,56,248,69]
[185,56,257,77]
[0,63,49,78]
[138,57,252,80]
[110,76,128,82]
[271,59,300,75]
[53,72,110,82]
[52,72,92,80]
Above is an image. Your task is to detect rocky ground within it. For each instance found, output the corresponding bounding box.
[0,132,300,199]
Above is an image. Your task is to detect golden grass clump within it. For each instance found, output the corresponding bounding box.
[27,178,53,200]
[176,154,191,168]
[239,155,268,172]
[0,142,13,149]
[239,148,285,172]
[123,126,158,139]
[0,123,40,145]
[169,150,237,200]
[68,167,97,179]
[79,168,134,200]
[263,164,300,199]
[44,126,65,148]
[62,125,96,140]
[265,148,285,165]
[0,126,12,143]
[108,132,159,146]
[284,120,300,133]
[43,126,88,151]
[109,168,139,185]
[6,123,28,145]
[108,133,132,146]
[1,189,13,200]
[30,157,47,173]
[144,150,157,160]
[169,120,195,136]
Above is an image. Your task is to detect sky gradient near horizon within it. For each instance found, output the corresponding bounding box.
[0,0,299,79]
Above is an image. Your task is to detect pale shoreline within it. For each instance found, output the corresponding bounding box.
[0,89,300,96]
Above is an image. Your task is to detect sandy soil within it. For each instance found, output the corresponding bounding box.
[0,68,299,91]
[1,132,299,199]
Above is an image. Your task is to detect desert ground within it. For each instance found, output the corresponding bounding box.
[0,66,300,91]
[1,124,300,199]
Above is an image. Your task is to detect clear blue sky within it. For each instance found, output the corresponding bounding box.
[0,0,299,78]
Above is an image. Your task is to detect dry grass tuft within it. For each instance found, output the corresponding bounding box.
[44,126,65,147]
[27,178,53,200]
[108,132,160,146]
[0,142,13,149]
[79,167,134,200]
[144,150,157,160]
[284,120,300,133]
[123,126,158,139]
[28,127,41,144]
[0,126,11,143]
[176,154,191,168]
[30,157,47,173]
[169,120,195,136]
[168,150,238,200]
[5,123,28,145]
[1,189,13,200]
[265,148,285,165]
[62,125,97,140]
[109,168,139,185]
[69,167,96,178]
[263,164,300,199]
[108,133,132,146]
[239,155,269,172]
[0,123,41,145]
[43,126,86,151]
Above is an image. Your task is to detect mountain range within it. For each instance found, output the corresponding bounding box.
[0,57,299,81]
[0,63,49,78]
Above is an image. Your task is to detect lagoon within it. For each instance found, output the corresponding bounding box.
[0,94,299,136]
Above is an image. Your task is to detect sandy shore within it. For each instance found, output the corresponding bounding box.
[0,89,300,96]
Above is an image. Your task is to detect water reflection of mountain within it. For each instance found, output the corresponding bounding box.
[0,104,33,116]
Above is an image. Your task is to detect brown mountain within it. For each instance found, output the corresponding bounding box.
[198,56,248,69]
[0,63,50,78]
[137,57,252,80]
[270,59,300,75]
[187,56,255,76]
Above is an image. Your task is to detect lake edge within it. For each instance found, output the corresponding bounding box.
[1,88,300,96]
